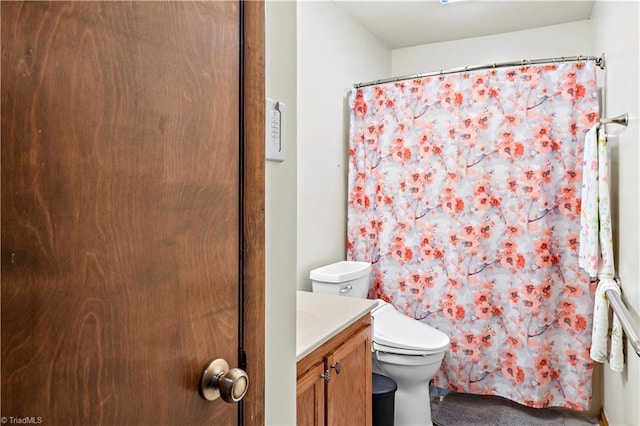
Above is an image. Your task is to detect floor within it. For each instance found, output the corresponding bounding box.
[429,388,599,426]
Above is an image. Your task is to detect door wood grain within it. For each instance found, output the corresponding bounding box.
[0,1,264,424]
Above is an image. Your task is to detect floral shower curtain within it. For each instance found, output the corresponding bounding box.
[347,61,599,410]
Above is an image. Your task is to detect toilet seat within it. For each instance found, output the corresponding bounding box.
[373,341,443,356]
[371,300,450,355]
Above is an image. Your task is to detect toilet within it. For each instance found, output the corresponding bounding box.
[310,261,450,426]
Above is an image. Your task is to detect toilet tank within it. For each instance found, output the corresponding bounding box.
[310,261,372,298]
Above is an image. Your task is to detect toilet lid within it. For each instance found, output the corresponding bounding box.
[371,301,450,353]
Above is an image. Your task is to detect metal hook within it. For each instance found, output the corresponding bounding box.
[598,53,606,70]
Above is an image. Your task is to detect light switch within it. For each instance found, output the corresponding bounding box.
[266,98,285,162]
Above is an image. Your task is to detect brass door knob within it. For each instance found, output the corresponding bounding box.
[199,358,249,403]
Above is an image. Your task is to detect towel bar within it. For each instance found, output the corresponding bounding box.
[599,113,629,128]
[605,288,640,357]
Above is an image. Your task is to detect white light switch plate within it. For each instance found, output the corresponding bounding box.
[266,98,285,162]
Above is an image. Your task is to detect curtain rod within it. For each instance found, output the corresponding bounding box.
[353,55,605,89]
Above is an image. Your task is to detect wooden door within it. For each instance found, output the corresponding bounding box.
[1,1,264,424]
[325,327,372,426]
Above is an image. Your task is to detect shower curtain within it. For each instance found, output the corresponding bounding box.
[347,61,599,410]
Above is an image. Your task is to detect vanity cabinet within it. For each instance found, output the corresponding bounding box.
[297,362,325,425]
[296,315,372,426]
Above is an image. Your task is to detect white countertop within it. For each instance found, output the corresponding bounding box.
[296,291,378,361]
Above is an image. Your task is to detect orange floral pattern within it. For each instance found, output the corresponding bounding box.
[347,62,598,410]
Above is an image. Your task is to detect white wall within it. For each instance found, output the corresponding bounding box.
[590,2,640,425]
[265,1,297,424]
[266,2,390,422]
[392,20,593,76]
[297,1,391,290]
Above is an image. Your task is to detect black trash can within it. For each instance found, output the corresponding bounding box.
[372,373,397,426]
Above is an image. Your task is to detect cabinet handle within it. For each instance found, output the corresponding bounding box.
[330,361,342,374]
[319,370,331,383]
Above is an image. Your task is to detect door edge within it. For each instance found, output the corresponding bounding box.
[240,1,265,424]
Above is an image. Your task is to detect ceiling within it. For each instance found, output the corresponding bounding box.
[333,0,595,49]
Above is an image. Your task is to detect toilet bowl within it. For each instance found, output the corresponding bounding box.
[371,300,449,425]
[310,261,450,426]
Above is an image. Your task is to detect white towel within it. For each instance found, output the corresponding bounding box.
[590,279,623,372]
[578,126,599,276]
[609,300,624,372]
[580,126,624,371]
[596,130,615,279]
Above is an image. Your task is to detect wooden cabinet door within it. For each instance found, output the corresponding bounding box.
[296,362,326,426]
[325,326,372,426]
[1,1,264,424]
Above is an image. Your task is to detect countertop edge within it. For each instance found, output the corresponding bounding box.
[296,292,378,361]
